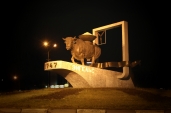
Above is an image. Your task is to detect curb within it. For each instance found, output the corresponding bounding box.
[0,109,170,113]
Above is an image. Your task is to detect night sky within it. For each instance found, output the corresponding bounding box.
[1,1,162,90]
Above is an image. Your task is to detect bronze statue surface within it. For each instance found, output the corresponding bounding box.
[62,35,101,66]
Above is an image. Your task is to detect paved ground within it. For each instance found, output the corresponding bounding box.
[0,109,171,113]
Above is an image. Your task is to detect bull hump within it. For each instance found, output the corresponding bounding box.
[77,40,94,48]
[72,42,101,60]
[83,41,95,57]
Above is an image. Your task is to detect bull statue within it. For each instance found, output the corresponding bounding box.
[62,35,101,66]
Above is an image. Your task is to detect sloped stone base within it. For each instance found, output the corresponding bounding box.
[44,60,134,88]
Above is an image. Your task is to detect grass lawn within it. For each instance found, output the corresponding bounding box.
[0,87,171,110]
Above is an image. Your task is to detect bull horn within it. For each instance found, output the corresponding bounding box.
[62,38,66,40]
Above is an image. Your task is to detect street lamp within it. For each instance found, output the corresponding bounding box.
[43,41,57,88]
[43,41,57,61]
[13,75,20,91]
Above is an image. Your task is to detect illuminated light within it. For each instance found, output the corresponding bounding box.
[55,85,59,88]
[59,85,64,88]
[64,83,69,87]
[13,76,17,80]
[50,85,55,88]
[53,44,57,47]
[43,41,49,47]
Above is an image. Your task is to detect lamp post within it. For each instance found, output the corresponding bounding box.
[43,41,57,88]
[13,75,20,91]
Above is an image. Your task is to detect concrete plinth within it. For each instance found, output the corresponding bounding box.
[44,60,134,88]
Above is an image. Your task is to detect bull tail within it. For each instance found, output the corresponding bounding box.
[94,45,101,60]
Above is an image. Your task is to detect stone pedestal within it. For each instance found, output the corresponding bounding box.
[44,60,134,88]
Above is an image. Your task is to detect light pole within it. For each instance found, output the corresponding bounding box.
[13,75,20,91]
[43,41,57,61]
[43,41,57,88]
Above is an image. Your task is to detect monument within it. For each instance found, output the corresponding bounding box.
[44,21,140,88]
[62,32,101,66]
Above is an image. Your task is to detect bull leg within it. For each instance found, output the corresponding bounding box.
[81,58,85,65]
[80,53,85,65]
[90,56,95,66]
[71,56,76,64]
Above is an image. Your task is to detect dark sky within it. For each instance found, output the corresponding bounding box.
[1,1,162,89]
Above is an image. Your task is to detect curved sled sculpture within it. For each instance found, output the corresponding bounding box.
[44,60,134,88]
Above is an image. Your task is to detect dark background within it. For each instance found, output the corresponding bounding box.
[1,1,162,91]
